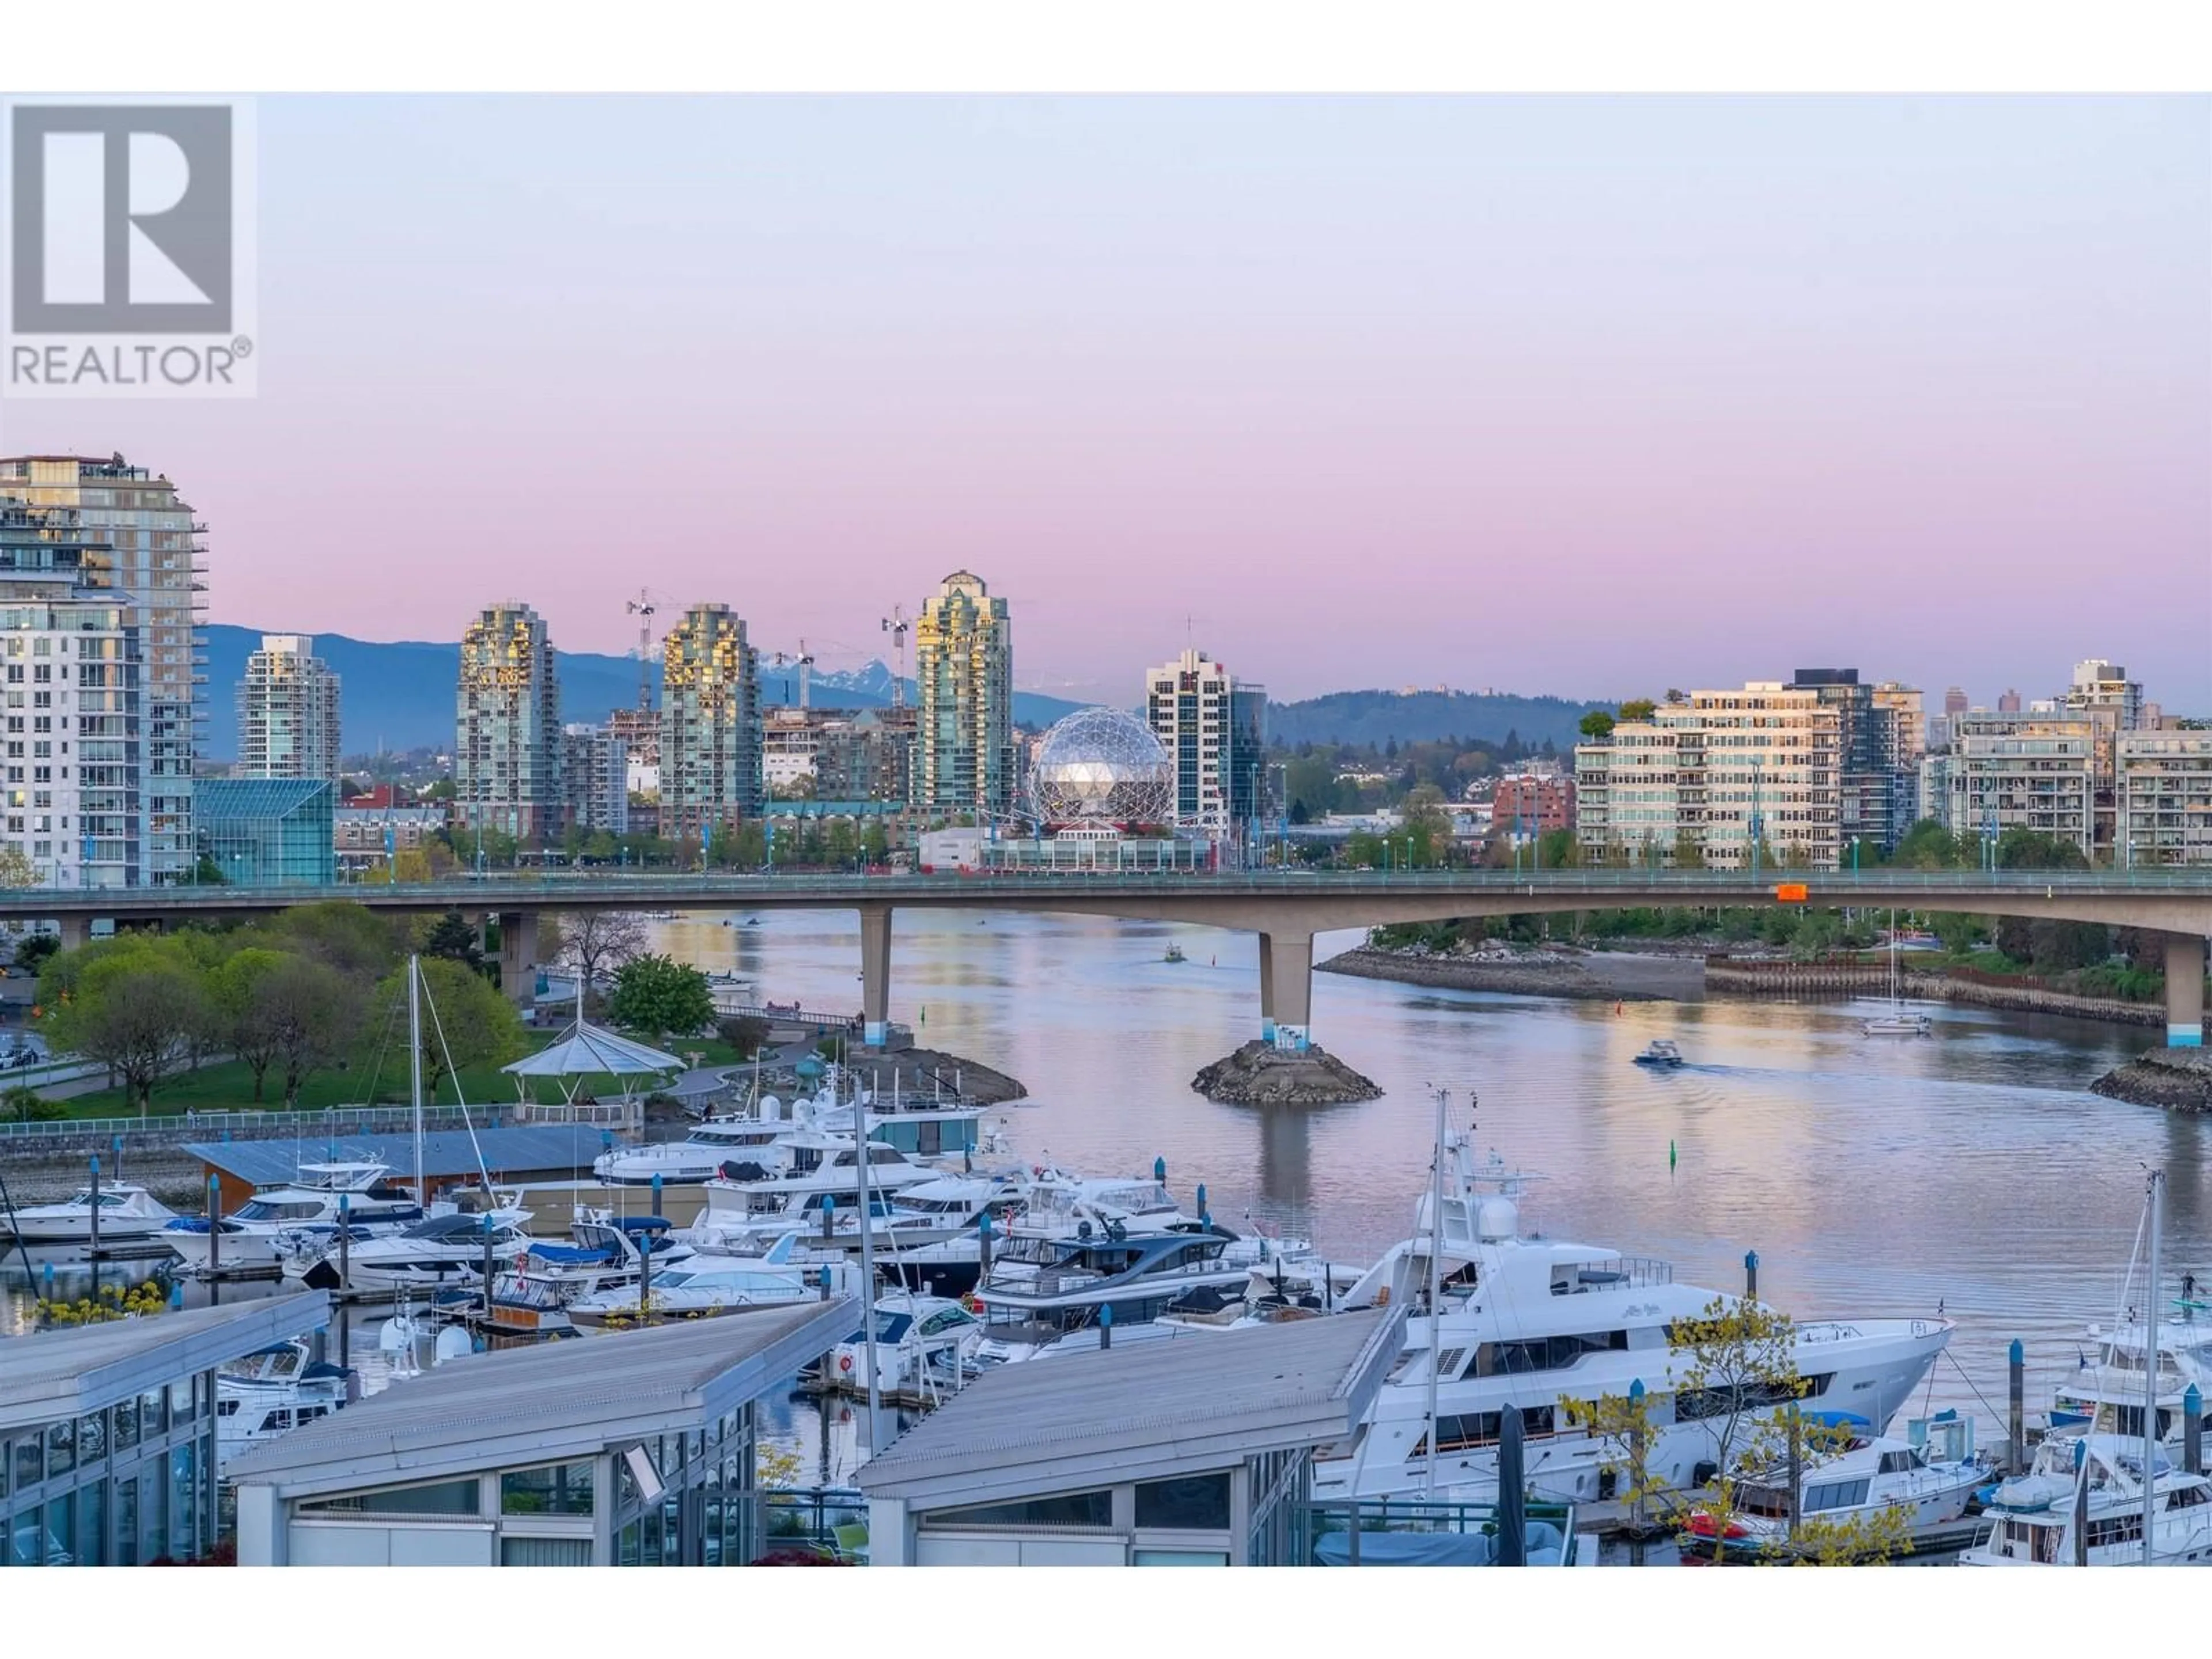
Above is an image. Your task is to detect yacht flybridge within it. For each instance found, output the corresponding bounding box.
[164,1162,424,1271]
[1311,1138,1952,1506]
[1965,1434,2212,1566]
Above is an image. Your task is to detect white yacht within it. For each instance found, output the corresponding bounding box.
[164,1162,425,1271]
[1964,1434,2212,1566]
[1687,1412,1986,1548]
[215,1340,353,1465]
[695,1130,943,1236]
[592,1116,791,1186]
[1862,916,1932,1037]
[2046,1310,2212,1453]
[484,1214,694,1338]
[7,1183,176,1244]
[566,1237,862,1330]
[824,1293,987,1399]
[294,1210,533,1294]
[1311,1139,1953,1506]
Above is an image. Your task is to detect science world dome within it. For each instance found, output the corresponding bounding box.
[1029,706,1174,827]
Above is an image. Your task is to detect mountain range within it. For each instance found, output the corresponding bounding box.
[200,625,1604,760]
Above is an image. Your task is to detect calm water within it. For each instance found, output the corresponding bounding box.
[10,906,2205,1486]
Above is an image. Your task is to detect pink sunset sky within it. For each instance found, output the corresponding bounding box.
[2,94,2206,709]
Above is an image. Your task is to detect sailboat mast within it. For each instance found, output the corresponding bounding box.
[408,954,425,1206]
[853,1073,883,1456]
[2145,1166,2163,1565]
[1425,1084,1448,1502]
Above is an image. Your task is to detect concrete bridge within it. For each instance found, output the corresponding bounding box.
[10,868,2211,1052]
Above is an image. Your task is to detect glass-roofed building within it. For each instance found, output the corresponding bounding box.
[193,778,336,886]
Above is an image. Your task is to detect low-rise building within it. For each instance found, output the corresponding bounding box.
[856,1308,1403,1566]
[1491,767,1575,839]
[3,1293,331,1566]
[229,1299,855,1566]
[334,804,445,874]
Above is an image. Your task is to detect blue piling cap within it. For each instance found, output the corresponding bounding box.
[1196,1183,1207,1207]
[339,1193,350,1214]
[2188,1384,2203,1410]
[42,1261,52,1282]
[1154,1156,1166,1181]
[602,1130,613,1148]
[2010,1338,2024,1363]
[207,1172,219,1188]
[169,1284,183,1309]
[651,1173,664,1191]
[2074,1438,2086,1468]
[89,1154,100,1175]
[1099,1304,1112,1327]
[823,1194,836,1213]
[111,1136,122,1154]
[1630,1378,1646,1400]
[978,1213,993,1238]
[1744,1249,1758,1268]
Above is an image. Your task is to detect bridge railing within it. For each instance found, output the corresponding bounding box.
[9,866,2212,912]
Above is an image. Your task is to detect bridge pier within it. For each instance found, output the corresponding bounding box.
[2168,933,2205,1048]
[498,911,539,1008]
[56,914,89,952]
[859,904,892,1048]
[1261,929,1313,1052]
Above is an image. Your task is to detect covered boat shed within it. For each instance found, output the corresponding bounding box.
[228,1297,857,1566]
[185,1124,613,1211]
[855,1306,1403,1566]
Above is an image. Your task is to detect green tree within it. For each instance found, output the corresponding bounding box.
[1995,827,2089,870]
[191,853,229,885]
[0,1084,63,1122]
[13,932,61,973]
[1890,819,1963,870]
[211,946,290,1101]
[264,901,404,982]
[1930,911,1983,956]
[1560,1388,1668,1535]
[260,956,365,1107]
[370,957,524,1102]
[1537,827,1580,869]
[1577,710,1616,743]
[419,910,487,974]
[717,1014,771,1059]
[1665,1295,1800,1562]
[41,944,210,1115]
[1618,698,1658,723]
[0,844,38,888]
[607,954,715,1046]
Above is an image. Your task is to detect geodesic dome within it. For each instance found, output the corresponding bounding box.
[1031,706,1174,827]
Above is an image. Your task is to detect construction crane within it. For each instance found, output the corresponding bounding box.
[624,590,658,711]
[880,605,910,709]
[772,639,817,710]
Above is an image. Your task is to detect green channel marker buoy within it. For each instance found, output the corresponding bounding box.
[1669,1139,1677,1172]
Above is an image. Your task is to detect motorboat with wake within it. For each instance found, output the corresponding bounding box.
[6,1182,176,1244]
[1311,1132,1953,1506]
[1632,1040,1684,1069]
[164,1161,425,1272]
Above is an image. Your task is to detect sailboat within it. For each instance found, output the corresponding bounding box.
[1862,910,1931,1037]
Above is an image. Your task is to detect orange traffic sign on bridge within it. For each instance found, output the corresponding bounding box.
[1772,882,1809,903]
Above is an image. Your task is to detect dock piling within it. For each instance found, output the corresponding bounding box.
[337,1192,351,1372]
[1743,1249,1757,1301]
[1099,1303,1112,1350]
[207,1174,222,1275]
[2187,1384,2205,1476]
[978,1211,994,1282]
[2009,1339,2025,1475]
[87,1154,100,1257]
[2071,1438,2088,1566]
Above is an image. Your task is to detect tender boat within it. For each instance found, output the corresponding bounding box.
[1163,944,1186,964]
[1964,1434,2212,1566]
[1631,1040,1684,1068]
[164,1161,425,1271]
[7,1182,176,1244]
[1311,1138,1953,1506]
[1687,1413,1987,1547]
